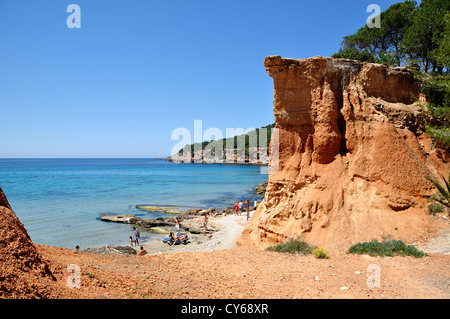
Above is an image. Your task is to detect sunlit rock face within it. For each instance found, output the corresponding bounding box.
[238,56,449,251]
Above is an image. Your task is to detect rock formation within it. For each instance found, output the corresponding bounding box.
[82,245,137,255]
[238,56,449,251]
[0,187,57,298]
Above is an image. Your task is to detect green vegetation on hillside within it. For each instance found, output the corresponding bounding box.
[177,123,276,157]
[417,74,450,146]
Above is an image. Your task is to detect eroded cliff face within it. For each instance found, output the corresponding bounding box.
[0,187,57,298]
[238,56,449,251]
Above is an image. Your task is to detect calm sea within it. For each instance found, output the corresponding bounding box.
[0,158,267,249]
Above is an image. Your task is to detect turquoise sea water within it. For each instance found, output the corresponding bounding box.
[0,158,267,249]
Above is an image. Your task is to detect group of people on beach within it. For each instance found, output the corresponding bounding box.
[168,231,188,242]
[130,227,148,255]
[128,198,260,253]
[233,198,258,215]
[130,227,140,246]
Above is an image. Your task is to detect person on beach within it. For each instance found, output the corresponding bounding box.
[129,236,134,246]
[133,227,140,246]
[169,232,176,242]
[234,201,239,215]
[175,217,181,232]
[238,200,244,212]
[202,213,208,230]
[254,199,258,208]
[138,246,147,256]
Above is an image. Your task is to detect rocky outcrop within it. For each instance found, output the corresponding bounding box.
[238,56,449,251]
[101,212,212,234]
[0,187,11,210]
[82,245,137,255]
[136,205,183,214]
[254,181,268,195]
[0,187,58,298]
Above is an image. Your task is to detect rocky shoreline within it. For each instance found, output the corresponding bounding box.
[100,205,256,234]
[93,189,265,255]
[93,208,255,255]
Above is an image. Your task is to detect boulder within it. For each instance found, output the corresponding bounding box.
[82,245,137,255]
[185,208,203,215]
[254,181,268,195]
[140,218,174,228]
[136,205,182,214]
[100,214,139,223]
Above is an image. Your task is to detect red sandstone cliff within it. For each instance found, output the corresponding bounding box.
[239,56,449,250]
[0,187,58,298]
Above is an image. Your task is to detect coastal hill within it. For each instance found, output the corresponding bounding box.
[238,56,449,251]
[168,123,276,164]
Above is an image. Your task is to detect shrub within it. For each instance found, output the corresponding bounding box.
[425,125,450,146]
[348,239,425,258]
[266,239,313,255]
[425,174,450,211]
[332,48,376,63]
[428,202,445,214]
[312,247,329,259]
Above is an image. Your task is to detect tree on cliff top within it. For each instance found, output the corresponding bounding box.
[435,13,450,69]
[333,0,416,67]
[402,0,450,73]
[333,0,449,73]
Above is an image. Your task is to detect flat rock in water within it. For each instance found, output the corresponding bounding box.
[82,245,137,255]
[101,214,139,223]
[136,205,182,214]
[140,218,175,228]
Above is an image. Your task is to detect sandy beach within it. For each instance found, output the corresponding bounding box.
[137,213,254,255]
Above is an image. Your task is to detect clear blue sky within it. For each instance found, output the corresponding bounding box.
[0,0,402,158]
